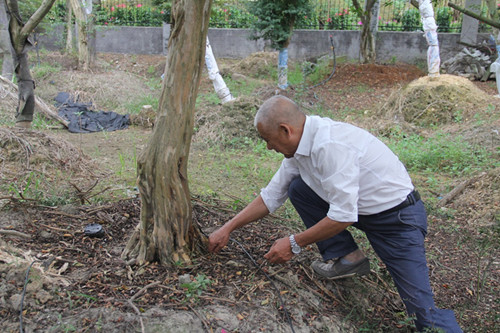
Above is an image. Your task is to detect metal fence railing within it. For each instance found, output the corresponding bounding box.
[43,0,494,33]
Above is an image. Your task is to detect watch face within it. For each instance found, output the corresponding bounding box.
[292,245,301,254]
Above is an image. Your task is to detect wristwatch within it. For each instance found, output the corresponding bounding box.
[289,235,302,255]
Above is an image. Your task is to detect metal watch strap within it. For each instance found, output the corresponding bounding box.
[289,235,301,254]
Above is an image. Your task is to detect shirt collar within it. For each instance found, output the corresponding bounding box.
[295,116,314,157]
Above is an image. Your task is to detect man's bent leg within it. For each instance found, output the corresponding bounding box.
[359,201,462,332]
[288,177,358,260]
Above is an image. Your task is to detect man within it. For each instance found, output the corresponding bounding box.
[208,95,462,332]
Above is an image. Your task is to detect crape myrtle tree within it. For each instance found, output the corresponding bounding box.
[352,0,380,63]
[69,0,96,70]
[122,0,212,266]
[351,0,441,71]
[247,0,311,89]
[4,0,57,128]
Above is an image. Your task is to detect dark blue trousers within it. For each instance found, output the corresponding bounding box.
[288,177,462,333]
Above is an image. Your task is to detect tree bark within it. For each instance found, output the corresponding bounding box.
[0,1,13,80]
[353,0,378,64]
[69,0,95,70]
[65,0,73,53]
[122,0,212,266]
[5,0,56,124]
[448,2,500,30]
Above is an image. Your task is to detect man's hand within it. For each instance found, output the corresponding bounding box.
[208,227,230,253]
[264,236,293,264]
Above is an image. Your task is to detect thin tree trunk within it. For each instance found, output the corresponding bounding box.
[5,0,57,124]
[353,0,378,64]
[69,0,95,70]
[122,0,212,266]
[448,2,500,29]
[65,0,73,52]
[0,1,13,80]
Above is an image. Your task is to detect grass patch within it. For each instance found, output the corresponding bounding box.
[124,94,159,115]
[385,131,496,176]
[32,62,62,81]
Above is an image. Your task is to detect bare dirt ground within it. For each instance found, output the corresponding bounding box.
[0,52,499,332]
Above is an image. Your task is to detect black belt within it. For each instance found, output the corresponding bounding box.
[378,190,421,215]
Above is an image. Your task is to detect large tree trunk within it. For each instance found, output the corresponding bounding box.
[122,0,212,266]
[5,0,56,125]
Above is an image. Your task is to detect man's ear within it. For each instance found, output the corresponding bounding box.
[279,123,292,137]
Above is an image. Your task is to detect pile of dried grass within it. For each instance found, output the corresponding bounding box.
[378,74,491,127]
[193,95,262,145]
[452,168,500,227]
[0,128,102,203]
[229,52,278,78]
[0,84,19,125]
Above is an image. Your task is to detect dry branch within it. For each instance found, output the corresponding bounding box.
[438,174,483,207]
[0,229,31,239]
[0,75,69,127]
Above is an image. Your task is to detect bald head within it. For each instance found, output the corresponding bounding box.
[254,96,305,133]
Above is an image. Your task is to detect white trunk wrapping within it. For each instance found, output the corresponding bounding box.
[419,0,440,76]
[205,37,234,103]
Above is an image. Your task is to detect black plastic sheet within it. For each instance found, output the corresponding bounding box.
[55,92,130,133]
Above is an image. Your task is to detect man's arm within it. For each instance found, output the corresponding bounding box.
[208,195,270,253]
[264,216,353,263]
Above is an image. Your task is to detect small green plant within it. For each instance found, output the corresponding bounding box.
[181,274,212,300]
[302,57,334,87]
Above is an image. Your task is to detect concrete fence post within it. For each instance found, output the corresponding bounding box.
[460,0,481,45]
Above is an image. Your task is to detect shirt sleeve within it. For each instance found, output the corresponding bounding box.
[315,142,360,222]
[260,158,300,213]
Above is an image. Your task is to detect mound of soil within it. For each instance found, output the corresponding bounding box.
[381,74,492,127]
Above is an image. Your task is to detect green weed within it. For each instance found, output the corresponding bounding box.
[181,274,212,301]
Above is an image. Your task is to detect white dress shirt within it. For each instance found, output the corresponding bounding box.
[260,116,414,222]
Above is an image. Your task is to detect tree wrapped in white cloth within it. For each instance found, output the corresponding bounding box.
[419,0,440,76]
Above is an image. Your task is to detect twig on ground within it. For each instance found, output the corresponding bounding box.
[0,229,31,239]
[188,304,210,332]
[39,223,71,233]
[438,174,482,206]
[368,271,399,297]
[127,281,161,333]
[42,210,82,219]
[84,204,115,214]
[298,263,341,302]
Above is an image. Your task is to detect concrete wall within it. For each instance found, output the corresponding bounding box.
[38,24,490,64]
